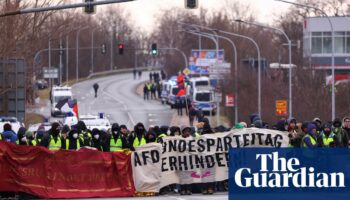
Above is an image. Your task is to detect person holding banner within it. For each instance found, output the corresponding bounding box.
[132,123,147,150]
[63,129,83,150]
[180,126,193,195]
[41,122,63,150]
[91,128,104,151]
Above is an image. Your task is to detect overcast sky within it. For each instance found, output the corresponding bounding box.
[98,0,294,33]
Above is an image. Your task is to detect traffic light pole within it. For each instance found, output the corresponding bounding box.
[0,0,136,17]
[158,47,188,68]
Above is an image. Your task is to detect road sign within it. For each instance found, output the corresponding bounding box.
[226,94,234,107]
[183,68,190,76]
[215,92,222,103]
[276,100,288,116]
[209,62,231,78]
[43,68,58,79]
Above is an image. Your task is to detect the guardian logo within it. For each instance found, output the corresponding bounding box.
[234,152,345,188]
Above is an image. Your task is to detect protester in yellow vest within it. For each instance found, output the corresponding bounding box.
[302,123,318,148]
[25,131,37,146]
[318,122,339,147]
[16,127,29,146]
[63,129,83,150]
[132,122,147,150]
[41,122,63,150]
[77,121,92,147]
[157,126,169,143]
[107,123,123,152]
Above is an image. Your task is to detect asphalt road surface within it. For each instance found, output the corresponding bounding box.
[72,71,173,129]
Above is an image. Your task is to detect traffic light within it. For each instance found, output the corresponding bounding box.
[118,43,124,55]
[185,0,198,9]
[101,44,106,54]
[151,43,157,56]
[84,0,95,14]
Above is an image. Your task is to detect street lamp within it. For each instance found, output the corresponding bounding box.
[91,27,99,74]
[275,0,335,120]
[198,31,239,124]
[179,29,219,125]
[76,26,90,81]
[179,23,240,124]
[235,19,293,119]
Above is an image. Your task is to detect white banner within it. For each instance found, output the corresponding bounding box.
[132,128,289,192]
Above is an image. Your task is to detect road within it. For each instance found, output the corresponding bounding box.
[73,72,228,199]
[72,71,173,129]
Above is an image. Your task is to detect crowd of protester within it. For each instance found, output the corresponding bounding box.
[1,113,350,197]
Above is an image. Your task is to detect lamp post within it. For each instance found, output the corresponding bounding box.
[91,27,99,74]
[210,28,262,117]
[275,0,335,120]
[235,19,293,118]
[76,26,89,81]
[179,29,219,125]
[197,31,239,124]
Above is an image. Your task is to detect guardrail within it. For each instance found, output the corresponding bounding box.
[87,66,163,79]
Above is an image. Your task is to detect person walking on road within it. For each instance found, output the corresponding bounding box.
[93,83,99,98]
[189,107,197,126]
[138,70,142,79]
[151,82,157,100]
[133,68,137,80]
[143,83,149,100]
[149,72,153,81]
[176,96,183,116]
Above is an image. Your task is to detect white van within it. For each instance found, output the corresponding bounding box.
[189,77,210,88]
[191,88,216,115]
[189,77,211,96]
[51,86,73,117]
[168,84,179,108]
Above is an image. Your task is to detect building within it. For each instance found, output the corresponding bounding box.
[303,16,350,73]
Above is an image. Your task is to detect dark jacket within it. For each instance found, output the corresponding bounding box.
[63,130,83,150]
[91,129,103,151]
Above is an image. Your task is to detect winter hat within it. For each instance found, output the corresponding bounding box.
[287,117,296,125]
[235,123,244,129]
[3,123,12,131]
[181,125,192,134]
[307,123,316,134]
[313,117,322,124]
[333,118,342,128]
[323,122,332,130]
[119,124,127,130]
[253,120,263,128]
[25,131,34,138]
[61,125,70,134]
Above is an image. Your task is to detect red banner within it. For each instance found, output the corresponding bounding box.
[0,141,135,198]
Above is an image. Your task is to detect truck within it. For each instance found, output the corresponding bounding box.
[50,86,73,117]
